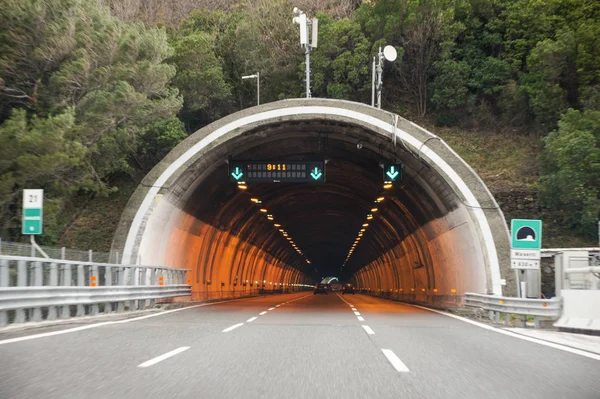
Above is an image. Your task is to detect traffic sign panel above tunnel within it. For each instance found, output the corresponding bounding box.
[383,163,402,182]
[229,161,326,183]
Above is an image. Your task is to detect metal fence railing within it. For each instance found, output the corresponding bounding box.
[360,289,464,308]
[464,293,562,329]
[0,239,119,264]
[0,255,190,327]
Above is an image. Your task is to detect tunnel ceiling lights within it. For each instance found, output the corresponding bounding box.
[341,194,388,270]
[246,192,311,265]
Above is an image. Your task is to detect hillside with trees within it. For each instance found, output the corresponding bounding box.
[1,0,598,248]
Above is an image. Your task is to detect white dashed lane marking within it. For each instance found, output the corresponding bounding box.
[381,349,410,373]
[222,323,244,333]
[138,347,190,368]
[362,325,375,335]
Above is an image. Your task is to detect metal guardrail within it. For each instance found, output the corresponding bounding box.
[0,255,190,327]
[465,293,562,328]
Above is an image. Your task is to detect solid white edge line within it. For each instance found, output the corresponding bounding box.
[357,316,365,321]
[0,292,311,346]
[362,325,375,335]
[276,305,281,307]
[381,349,410,372]
[259,311,268,315]
[268,307,275,311]
[354,311,361,316]
[408,304,600,362]
[0,298,242,345]
[246,317,258,323]
[138,346,190,368]
[222,323,244,333]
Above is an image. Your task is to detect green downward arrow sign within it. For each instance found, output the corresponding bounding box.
[231,167,244,180]
[386,166,399,180]
[310,167,322,180]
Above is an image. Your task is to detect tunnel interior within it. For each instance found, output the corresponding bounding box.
[125,107,503,302]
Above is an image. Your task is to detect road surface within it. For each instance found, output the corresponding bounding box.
[1,292,599,398]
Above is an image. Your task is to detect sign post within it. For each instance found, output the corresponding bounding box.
[510,219,542,298]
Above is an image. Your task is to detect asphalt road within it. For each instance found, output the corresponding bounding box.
[1,292,599,399]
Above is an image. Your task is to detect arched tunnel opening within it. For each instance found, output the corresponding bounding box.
[112,99,512,306]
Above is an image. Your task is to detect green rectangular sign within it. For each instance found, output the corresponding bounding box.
[511,219,542,249]
[229,161,325,183]
[383,163,402,182]
[22,189,43,235]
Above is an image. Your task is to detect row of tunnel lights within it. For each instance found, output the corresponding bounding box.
[237,181,311,265]
[342,181,394,269]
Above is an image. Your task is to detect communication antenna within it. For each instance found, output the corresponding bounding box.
[372,45,398,108]
[293,8,318,98]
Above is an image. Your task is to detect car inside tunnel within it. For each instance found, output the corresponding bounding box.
[112,100,511,304]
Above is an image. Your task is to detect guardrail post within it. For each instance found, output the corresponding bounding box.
[129,267,138,310]
[14,260,27,323]
[90,264,99,316]
[138,268,147,310]
[534,316,540,329]
[31,262,43,322]
[521,315,527,328]
[104,266,112,313]
[76,264,85,317]
[0,259,8,326]
[149,268,156,308]
[116,267,125,312]
[505,313,510,326]
[47,262,58,320]
[60,263,71,318]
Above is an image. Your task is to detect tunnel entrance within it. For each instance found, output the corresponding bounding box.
[111,99,512,304]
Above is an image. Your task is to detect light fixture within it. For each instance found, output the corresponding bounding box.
[238,183,248,190]
[251,198,259,203]
[260,208,268,213]
[267,214,274,220]
[367,214,373,220]
[274,223,281,227]
[360,228,366,232]
[383,182,393,189]
[362,223,369,227]
[377,197,384,202]
[371,208,378,212]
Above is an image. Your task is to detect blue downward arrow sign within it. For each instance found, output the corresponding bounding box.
[386,166,399,180]
[231,167,244,180]
[310,167,322,180]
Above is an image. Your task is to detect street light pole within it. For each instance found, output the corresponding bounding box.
[241,72,260,106]
[371,56,376,107]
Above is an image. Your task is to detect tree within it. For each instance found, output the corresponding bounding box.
[540,109,600,237]
[0,0,182,241]
[310,14,371,101]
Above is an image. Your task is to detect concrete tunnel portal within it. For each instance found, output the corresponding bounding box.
[111,99,513,304]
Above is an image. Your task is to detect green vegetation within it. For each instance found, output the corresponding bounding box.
[1,0,599,247]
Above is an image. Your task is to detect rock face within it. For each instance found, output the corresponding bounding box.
[494,190,543,223]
